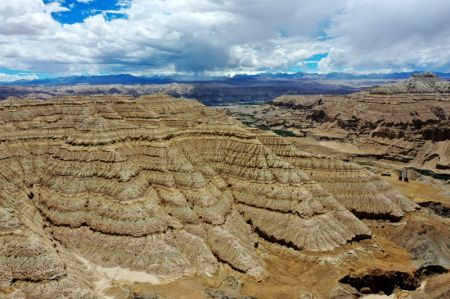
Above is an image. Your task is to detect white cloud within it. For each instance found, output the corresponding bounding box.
[318,0,450,73]
[230,37,329,71]
[0,72,39,82]
[0,0,449,76]
[0,0,62,35]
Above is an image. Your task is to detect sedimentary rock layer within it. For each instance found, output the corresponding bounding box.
[0,94,413,297]
[228,74,450,173]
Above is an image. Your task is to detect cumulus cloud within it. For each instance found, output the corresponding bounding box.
[0,0,63,35]
[318,0,450,73]
[230,37,328,72]
[0,0,449,76]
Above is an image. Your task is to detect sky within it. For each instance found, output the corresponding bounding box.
[1,0,450,81]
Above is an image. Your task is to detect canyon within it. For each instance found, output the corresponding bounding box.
[225,73,450,176]
[0,84,449,298]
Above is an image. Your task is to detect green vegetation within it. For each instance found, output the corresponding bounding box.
[273,129,297,137]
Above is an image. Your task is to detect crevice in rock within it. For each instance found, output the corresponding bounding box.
[351,209,403,222]
[419,201,450,218]
[11,273,66,284]
[415,264,448,279]
[211,252,246,274]
[339,270,420,295]
[350,233,371,242]
[237,201,325,219]
[244,218,303,251]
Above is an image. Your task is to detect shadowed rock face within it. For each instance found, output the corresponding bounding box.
[229,74,450,173]
[419,201,450,218]
[0,94,414,297]
[339,269,420,295]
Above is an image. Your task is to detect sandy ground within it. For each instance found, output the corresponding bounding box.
[289,136,364,157]
[75,254,186,298]
[102,234,418,299]
[385,174,450,205]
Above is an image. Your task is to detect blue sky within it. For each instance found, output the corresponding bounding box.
[289,53,329,73]
[42,0,129,24]
[1,0,450,81]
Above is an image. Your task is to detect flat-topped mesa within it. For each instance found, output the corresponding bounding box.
[272,95,323,109]
[0,94,415,298]
[369,72,450,94]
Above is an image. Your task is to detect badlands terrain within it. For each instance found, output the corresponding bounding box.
[0,90,449,298]
[225,73,450,176]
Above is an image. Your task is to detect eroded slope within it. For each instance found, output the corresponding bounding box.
[226,73,450,173]
[0,94,414,298]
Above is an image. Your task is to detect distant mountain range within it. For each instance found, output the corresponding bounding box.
[3,71,450,86]
[6,74,175,85]
[237,71,450,80]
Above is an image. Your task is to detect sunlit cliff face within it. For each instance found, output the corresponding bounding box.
[0,93,420,297]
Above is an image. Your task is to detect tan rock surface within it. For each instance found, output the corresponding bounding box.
[0,94,415,297]
[225,74,450,174]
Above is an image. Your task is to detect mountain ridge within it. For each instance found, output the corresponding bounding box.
[3,71,450,86]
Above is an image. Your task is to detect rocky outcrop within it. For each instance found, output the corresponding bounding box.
[228,74,450,173]
[370,72,450,94]
[0,94,414,297]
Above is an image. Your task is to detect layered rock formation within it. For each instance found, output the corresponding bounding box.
[226,73,450,173]
[0,94,415,298]
[370,72,450,94]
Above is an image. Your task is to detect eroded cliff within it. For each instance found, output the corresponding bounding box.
[226,73,450,173]
[0,94,418,298]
